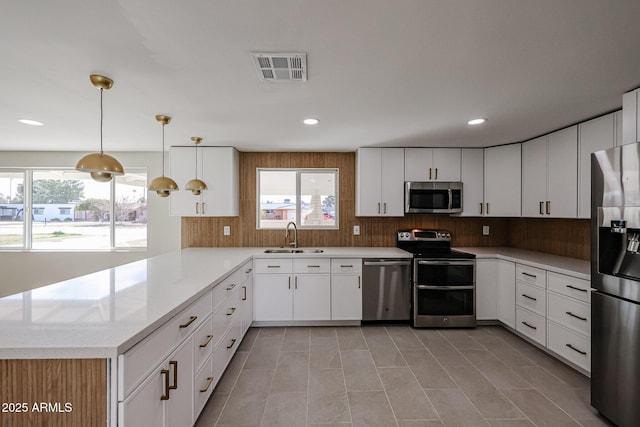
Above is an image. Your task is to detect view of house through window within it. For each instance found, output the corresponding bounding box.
[0,169,147,250]
[257,168,338,229]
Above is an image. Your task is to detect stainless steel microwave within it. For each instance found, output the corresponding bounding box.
[405,181,463,214]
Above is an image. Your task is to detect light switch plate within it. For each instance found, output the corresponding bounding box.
[223,226,231,236]
[482,225,490,236]
[353,225,360,235]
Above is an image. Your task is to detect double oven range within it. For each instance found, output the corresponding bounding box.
[397,229,476,328]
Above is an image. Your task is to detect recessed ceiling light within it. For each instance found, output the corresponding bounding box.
[467,118,487,125]
[18,118,44,126]
[303,118,319,125]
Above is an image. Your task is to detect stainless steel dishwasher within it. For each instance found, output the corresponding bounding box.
[362,259,412,321]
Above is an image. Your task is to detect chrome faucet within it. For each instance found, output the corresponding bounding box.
[285,221,298,248]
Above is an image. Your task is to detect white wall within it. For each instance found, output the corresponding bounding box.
[0,151,181,297]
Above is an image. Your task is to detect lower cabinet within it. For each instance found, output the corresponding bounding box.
[475,259,497,320]
[331,275,362,320]
[496,260,516,328]
[119,337,194,427]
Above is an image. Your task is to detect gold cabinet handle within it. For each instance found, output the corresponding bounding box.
[539,201,544,215]
[226,338,237,349]
[196,202,199,214]
[226,283,236,291]
[566,284,588,293]
[358,276,361,289]
[521,321,537,330]
[169,360,178,390]
[226,307,237,316]
[200,377,214,393]
[435,168,438,180]
[429,167,432,180]
[566,343,587,355]
[486,203,489,215]
[566,311,587,321]
[522,272,537,278]
[377,202,381,214]
[340,264,353,268]
[307,265,321,268]
[294,276,298,290]
[267,265,281,269]
[546,201,550,215]
[199,335,213,348]
[480,202,483,215]
[160,369,170,400]
[521,294,537,301]
[383,203,387,214]
[288,276,291,289]
[202,202,205,215]
[179,316,198,329]
[245,268,253,274]
[242,285,247,301]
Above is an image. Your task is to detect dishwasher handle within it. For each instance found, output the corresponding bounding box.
[363,260,411,266]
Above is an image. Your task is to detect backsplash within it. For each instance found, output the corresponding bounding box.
[182,152,590,260]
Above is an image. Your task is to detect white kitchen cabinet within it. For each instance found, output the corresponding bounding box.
[622,88,640,145]
[253,258,331,321]
[404,148,461,181]
[355,148,404,216]
[459,148,484,216]
[170,146,239,217]
[578,113,616,218]
[521,126,577,218]
[496,259,515,328]
[475,259,497,320]
[483,144,521,217]
[331,259,362,321]
[119,337,194,427]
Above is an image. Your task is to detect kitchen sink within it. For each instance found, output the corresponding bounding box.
[263,248,324,254]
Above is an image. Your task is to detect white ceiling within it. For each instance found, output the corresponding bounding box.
[2,0,640,153]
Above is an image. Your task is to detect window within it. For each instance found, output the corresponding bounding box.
[257,168,338,229]
[0,168,147,250]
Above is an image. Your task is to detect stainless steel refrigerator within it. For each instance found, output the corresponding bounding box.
[591,142,640,427]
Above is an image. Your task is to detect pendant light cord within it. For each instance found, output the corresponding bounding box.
[99,88,104,155]
[161,124,166,177]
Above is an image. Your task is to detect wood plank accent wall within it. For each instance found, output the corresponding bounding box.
[182,152,591,260]
[0,359,107,427]
[508,218,590,260]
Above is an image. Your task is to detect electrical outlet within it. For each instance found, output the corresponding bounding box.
[223,226,231,236]
[482,225,490,236]
[353,225,360,235]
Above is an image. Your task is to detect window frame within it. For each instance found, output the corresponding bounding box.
[0,167,147,252]
[256,168,339,230]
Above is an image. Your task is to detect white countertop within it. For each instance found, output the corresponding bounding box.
[456,247,590,280]
[0,247,409,359]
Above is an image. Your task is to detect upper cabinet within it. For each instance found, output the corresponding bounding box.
[170,146,239,217]
[355,148,404,216]
[578,113,617,218]
[484,144,521,217]
[521,126,577,218]
[458,149,484,217]
[622,88,640,145]
[404,148,461,181]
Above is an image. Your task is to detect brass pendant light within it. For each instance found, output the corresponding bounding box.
[76,74,125,182]
[185,137,208,195]
[148,115,179,197]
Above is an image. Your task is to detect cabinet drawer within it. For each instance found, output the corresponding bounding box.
[194,354,214,419]
[547,271,590,303]
[212,268,242,310]
[516,281,546,316]
[516,307,546,346]
[193,315,214,373]
[331,258,362,274]
[254,258,293,274]
[213,320,242,383]
[118,291,212,400]
[547,292,590,337]
[516,264,546,288]
[547,320,590,372]
[293,258,331,274]
[213,286,241,349]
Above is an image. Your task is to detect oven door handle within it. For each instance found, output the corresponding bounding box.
[416,260,475,266]
[416,285,475,290]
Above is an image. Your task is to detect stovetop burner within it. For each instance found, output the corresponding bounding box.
[396,229,475,259]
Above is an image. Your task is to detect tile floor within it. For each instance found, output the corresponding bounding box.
[194,325,612,427]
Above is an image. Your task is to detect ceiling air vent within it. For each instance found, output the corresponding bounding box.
[251,53,307,82]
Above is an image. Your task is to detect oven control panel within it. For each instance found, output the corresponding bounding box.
[397,229,451,241]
